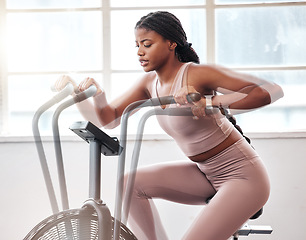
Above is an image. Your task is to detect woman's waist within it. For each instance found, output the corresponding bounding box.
[188,130,243,162]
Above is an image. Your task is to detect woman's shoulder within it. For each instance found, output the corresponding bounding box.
[138,71,157,88]
[132,72,157,98]
[188,63,229,81]
[186,63,214,81]
[186,63,228,92]
[188,63,222,73]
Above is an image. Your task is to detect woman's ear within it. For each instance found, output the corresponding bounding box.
[169,41,177,51]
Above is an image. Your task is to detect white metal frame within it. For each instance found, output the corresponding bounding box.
[0,0,306,135]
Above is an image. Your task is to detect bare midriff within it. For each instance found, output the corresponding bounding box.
[188,130,242,162]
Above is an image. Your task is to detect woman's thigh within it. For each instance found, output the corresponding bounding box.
[131,160,216,205]
[183,160,270,240]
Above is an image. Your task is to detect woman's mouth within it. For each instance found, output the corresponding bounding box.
[140,60,149,67]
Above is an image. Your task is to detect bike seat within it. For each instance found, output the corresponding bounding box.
[205,195,263,220]
[249,207,263,219]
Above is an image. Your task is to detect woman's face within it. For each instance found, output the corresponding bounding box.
[135,28,174,72]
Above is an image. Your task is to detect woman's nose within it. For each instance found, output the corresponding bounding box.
[137,47,144,56]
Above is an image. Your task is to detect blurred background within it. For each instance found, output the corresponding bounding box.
[0,0,305,239]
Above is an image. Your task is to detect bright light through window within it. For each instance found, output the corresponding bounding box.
[216,6,306,66]
[0,1,306,136]
[7,12,102,72]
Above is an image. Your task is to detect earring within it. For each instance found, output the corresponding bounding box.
[170,42,177,51]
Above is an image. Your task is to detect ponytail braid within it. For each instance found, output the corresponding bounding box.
[176,42,200,64]
[219,107,252,145]
[135,11,200,64]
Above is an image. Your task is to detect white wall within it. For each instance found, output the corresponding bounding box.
[0,133,305,240]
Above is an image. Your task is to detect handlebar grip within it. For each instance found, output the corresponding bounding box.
[186,92,201,103]
[155,92,201,106]
[50,80,72,92]
[73,85,97,103]
[51,75,77,92]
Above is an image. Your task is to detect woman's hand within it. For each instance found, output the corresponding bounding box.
[173,85,195,105]
[174,86,207,119]
[54,75,77,93]
[78,77,103,96]
[191,99,207,119]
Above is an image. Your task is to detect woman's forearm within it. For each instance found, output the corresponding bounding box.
[212,83,284,114]
[75,91,119,129]
[75,99,103,128]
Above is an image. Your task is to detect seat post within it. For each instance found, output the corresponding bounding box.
[89,140,102,201]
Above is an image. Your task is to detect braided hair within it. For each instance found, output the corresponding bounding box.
[135,11,200,64]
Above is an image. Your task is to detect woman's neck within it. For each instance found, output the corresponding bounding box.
[156,60,184,86]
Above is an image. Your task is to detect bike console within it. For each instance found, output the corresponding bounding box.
[70,121,122,156]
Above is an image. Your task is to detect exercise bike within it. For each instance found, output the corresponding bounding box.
[111,95,273,240]
[24,83,272,240]
[24,84,136,240]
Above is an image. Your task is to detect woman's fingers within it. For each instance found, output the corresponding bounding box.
[191,98,207,119]
[174,86,200,105]
[78,77,102,96]
[54,75,77,91]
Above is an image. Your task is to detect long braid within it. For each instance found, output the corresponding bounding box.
[135,11,200,64]
[219,106,252,145]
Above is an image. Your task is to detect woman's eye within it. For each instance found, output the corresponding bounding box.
[135,43,151,48]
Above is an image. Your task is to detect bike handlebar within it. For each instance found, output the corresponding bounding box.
[113,92,201,237]
[33,83,97,213]
[149,92,201,106]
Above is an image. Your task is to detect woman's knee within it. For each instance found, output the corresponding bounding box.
[123,170,149,200]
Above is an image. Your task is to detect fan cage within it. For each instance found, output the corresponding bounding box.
[24,208,137,240]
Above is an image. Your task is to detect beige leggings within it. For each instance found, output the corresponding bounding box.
[126,139,270,240]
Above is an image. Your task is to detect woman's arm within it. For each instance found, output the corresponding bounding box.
[211,66,284,110]
[177,64,284,115]
[77,73,153,129]
[54,75,103,127]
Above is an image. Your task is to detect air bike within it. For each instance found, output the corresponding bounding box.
[24,83,272,240]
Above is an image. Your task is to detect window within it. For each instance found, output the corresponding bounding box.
[214,3,306,132]
[0,0,305,136]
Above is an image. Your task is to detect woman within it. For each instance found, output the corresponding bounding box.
[56,11,283,240]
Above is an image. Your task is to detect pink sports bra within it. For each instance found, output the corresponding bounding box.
[151,62,234,157]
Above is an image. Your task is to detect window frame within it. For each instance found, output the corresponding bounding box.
[0,0,305,135]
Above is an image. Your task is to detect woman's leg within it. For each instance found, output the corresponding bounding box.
[126,161,216,240]
[183,160,270,240]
